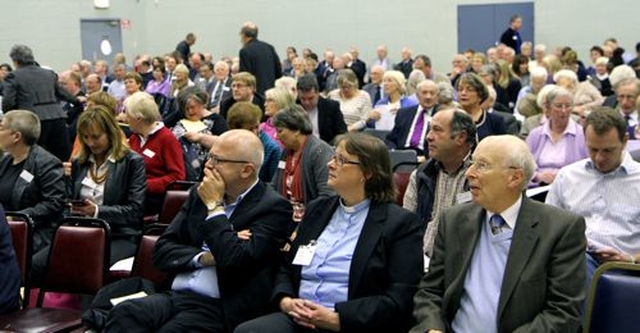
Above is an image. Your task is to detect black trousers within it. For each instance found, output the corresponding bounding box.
[234,312,319,333]
[39,118,71,162]
[105,291,226,333]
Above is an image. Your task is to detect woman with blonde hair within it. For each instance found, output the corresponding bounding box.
[67,105,146,264]
[368,70,418,130]
[169,63,193,98]
[261,87,295,146]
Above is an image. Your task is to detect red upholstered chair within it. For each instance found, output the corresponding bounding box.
[0,217,110,333]
[157,181,196,225]
[392,161,420,206]
[131,226,169,289]
[6,212,34,309]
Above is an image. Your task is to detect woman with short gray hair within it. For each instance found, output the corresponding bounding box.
[271,104,333,223]
[0,109,66,259]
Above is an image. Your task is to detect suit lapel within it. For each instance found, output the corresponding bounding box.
[102,158,119,204]
[348,202,385,298]
[399,106,419,145]
[227,182,265,230]
[296,197,337,246]
[497,197,540,319]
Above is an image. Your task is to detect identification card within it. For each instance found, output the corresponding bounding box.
[292,241,317,266]
[456,191,472,204]
[20,170,34,183]
[143,149,156,158]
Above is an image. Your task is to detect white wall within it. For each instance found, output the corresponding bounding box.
[0,0,638,74]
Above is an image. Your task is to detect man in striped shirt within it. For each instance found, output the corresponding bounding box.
[547,107,640,284]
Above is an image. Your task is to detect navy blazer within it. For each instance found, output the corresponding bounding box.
[272,196,424,332]
[0,145,65,227]
[385,105,437,155]
[239,39,282,96]
[153,182,292,330]
[316,97,347,145]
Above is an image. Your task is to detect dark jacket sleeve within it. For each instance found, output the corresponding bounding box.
[1,73,17,111]
[98,153,147,231]
[335,206,424,332]
[18,147,66,224]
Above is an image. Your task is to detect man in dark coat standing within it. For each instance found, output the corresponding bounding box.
[175,33,196,65]
[239,22,282,97]
[2,44,79,161]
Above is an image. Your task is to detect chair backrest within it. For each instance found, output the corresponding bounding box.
[157,181,196,225]
[389,150,418,172]
[392,162,420,206]
[585,262,640,333]
[363,128,391,142]
[131,234,168,289]
[6,213,33,291]
[41,218,110,300]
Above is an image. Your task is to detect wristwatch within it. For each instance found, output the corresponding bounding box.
[206,200,225,212]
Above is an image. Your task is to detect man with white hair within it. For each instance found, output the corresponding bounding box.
[514,66,548,118]
[602,64,637,108]
[394,47,414,79]
[413,135,586,333]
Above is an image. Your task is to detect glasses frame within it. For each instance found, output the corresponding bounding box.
[331,154,360,167]
[208,154,250,165]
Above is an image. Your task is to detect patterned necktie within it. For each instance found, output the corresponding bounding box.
[409,109,426,148]
[210,80,223,107]
[490,214,506,235]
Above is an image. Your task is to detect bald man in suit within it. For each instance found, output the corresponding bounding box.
[412,135,586,333]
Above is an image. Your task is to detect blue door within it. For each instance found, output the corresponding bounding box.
[458,2,534,53]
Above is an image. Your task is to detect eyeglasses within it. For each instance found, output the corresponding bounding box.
[231,83,247,89]
[551,103,572,110]
[207,154,250,165]
[331,154,360,166]
[469,160,517,173]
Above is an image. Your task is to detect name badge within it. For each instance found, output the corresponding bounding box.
[292,240,317,266]
[20,170,34,183]
[278,161,286,169]
[456,191,472,204]
[143,149,156,158]
[223,86,230,91]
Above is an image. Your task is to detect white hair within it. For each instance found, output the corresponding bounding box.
[529,66,548,79]
[553,69,578,83]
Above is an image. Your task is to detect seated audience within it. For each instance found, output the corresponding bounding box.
[327,69,372,132]
[296,74,347,144]
[271,105,334,224]
[514,66,548,119]
[457,73,507,140]
[236,133,423,333]
[519,84,559,140]
[169,64,194,98]
[612,77,640,139]
[589,56,612,96]
[494,59,522,110]
[227,102,281,182]
[602,65,637,108]
[219,72,265,120]
[412,135,586,333]
[369,70,418,130]
[274,76,298,99]
[0,110,65,274]
[483,86,520,135]
[0,206,20,314]
[145,64,170,98]
[526,87,587,186]
[125,92,185,215]
[362,64,385,105]
[547,107,640,287]
[66,105,146,265]
[171,87,228,181]
[385,80,439,158]
[105,130,292,332]
[554,69,603,117]
[261,87,296,147]
[403,108,476,256]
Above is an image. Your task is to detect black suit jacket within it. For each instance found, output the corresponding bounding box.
[273,196,423,332]
[0,145,65,227]
[386,105,436,155]
[153,182,292,330]
[412,197,586,333]
[69,151,146,237]
[239,39,282,96]
[2,64,79,120]
[349,59,367,88]
[314,97,347,145]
